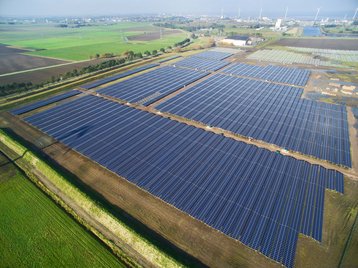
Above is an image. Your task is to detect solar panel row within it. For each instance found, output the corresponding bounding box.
[11,90,80,115]
[25,95,344,268]
[97,66,209,106]
[158,55,182,63]
[173,56,230,71]
[192,50,233,60]
[221,63,311,86]
[157,74,351,167]
[81,63,160,89]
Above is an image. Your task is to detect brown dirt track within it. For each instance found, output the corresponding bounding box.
[0,44,67,75]
[273,38,358,50]
[128,30,182,41]
[0,111,280,268]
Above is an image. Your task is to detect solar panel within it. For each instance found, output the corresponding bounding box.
[173,56,230,72]
[158,55,182,63]
[192,51,233,60]
[24,95,344,268]
[11,90,81,115]
[81,63,160,90]
[221,63,311,86]
[157,74,351,167]
[97,66,209,106]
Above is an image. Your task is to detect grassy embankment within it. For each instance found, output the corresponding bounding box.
[0,129,185,268]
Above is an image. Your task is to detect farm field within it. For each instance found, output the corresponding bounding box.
[0,56,132,85]
[0,44,67,75]
[0,152,124,268]
[223,26,282,39]
[273,38,358,50]
[0,23,188,61]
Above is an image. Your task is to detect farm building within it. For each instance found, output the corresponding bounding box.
[221,35,250,47]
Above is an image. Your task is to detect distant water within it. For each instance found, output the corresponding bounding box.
[303,26,323,37]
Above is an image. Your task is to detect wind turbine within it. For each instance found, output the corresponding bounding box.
[284,7,288,21]
[314,7,321,23]
[259,7,262,21]
[353,7,358,20]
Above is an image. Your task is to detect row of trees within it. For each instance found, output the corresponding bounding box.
[91,36,192,60]
[0,82,34,97]
[174,38,191,47]
[153,22,227,33]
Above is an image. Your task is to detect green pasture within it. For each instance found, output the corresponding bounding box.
[0,153,124,267]
[0,23,188,60]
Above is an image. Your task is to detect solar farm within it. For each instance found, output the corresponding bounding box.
[97,66,209,105]
[11,90,81,115]
[157,74,351,167]
[247,47,358,68]
[220,63,310,86]
[173,56,230,71]
[6,49,356,268]
[81,63,160,90]
[23,95,344,268]
[247,49,339,67]
[287,47,358,63]
[188,50,233,60]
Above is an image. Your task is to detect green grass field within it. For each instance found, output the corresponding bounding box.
[0,153,124,268]
[0,23,188,60]
[223,27,282,39]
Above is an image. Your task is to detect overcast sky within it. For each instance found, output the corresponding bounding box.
[0,0,356,17]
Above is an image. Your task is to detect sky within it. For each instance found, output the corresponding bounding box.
[0,0,357,18]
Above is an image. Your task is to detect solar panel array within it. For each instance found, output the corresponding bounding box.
[81,63,160,90]
[97,66,209,105]
[192,50,233,60]
[173,56,230,72]
[221,63,311,86]
[247,49,337,67]
[25,95,344,268]
[11,90,80,115]
[157,74,351,167]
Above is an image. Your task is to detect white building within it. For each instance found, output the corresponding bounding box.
[221,35,250,47]
[275,19,282,30]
